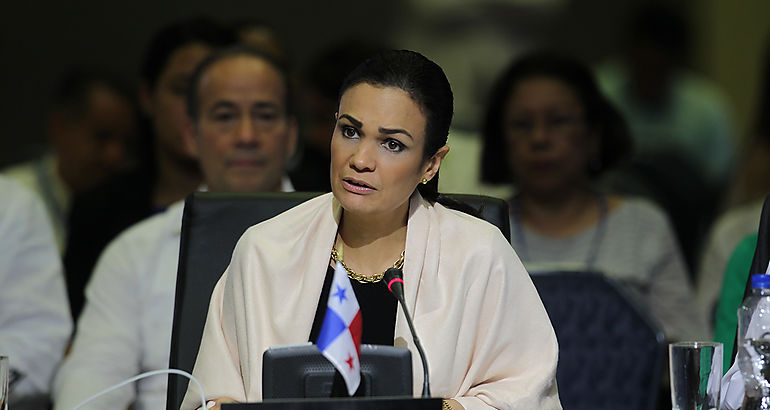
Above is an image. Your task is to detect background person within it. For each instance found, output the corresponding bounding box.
[480,51,705,342]
[62,18,237,320]
[0,176,72,407]
[697,33,770,333]
[2,68,136,253]
[52,47,297,410]
[596,4,737,270]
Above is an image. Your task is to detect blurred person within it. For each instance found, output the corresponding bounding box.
[183,50,560,410]
[0,176,72,406]
[481,52,705,341]
[53,47,297,410]
[696,32,770,334]
[290,41,388,192]
[2,68,136,253]
[63,18,236,320]
[596,4,737,270]
[597,4,736,187]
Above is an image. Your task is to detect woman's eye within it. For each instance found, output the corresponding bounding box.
[341,126,358,138]
[383,139,404,152]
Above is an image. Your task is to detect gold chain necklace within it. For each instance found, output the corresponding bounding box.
[330,247,405,284]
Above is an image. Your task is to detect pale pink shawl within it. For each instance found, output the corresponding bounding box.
[182,192,561,410]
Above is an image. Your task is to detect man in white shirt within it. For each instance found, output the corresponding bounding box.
[52,46,297,410]
[0,177,72,404]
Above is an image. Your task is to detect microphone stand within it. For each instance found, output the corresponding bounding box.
[383,268,430,397]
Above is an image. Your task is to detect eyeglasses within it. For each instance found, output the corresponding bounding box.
[506,114,585,139]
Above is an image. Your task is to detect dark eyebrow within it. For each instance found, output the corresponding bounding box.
[338,114,362,128]
[210,101,237,111]
[379,127,413,141]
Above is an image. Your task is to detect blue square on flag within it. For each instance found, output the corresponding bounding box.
[316,261,363,395]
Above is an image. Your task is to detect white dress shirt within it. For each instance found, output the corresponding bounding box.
[3,154,72,254]
[0,176,72,397]
[53,199,184,410]
[53,178,294,410]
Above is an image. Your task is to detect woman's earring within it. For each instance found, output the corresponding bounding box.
[334,112,338,120]
[421,178,429,185]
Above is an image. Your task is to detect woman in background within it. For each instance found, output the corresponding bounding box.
[183,50,561,410]
[480,52,704,342]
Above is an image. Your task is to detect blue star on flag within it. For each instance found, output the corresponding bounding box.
[333,285,348,303]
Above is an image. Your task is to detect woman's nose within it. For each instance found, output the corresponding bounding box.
[349,141,375,171]
[530,120,550,143]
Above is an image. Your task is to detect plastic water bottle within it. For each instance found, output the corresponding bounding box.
[738,274,770,409]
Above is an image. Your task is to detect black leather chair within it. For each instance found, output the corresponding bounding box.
[531,271,666,410]
[166,192,510,410]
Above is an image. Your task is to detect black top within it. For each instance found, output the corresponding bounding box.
[309,264,398,346]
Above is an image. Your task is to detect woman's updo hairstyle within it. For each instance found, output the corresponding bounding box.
[338,49,453,203]
[480,51,633,184]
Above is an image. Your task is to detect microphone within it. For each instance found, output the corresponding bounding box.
[383,267,430,398]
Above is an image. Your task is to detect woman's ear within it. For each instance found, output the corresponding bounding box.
[422,145,450,181]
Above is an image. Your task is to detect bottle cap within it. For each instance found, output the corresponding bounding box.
[751,274,770,288]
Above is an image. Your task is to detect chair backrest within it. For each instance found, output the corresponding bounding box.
[531,271,666,410]
[166,192,510,410]
[444,193,511,243]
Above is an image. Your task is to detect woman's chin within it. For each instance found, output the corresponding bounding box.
[337,194,377,215]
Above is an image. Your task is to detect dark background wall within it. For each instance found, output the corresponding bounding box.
[1,0,767,167]
[0,0,404,166]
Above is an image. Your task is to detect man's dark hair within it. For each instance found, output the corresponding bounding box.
[53,68,133,118]
[141,17,236,90]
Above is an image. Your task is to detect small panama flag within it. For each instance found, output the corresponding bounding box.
[316,260,363,395]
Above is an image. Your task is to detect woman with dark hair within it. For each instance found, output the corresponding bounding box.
[183,50,561,410]
[481,52,704,342]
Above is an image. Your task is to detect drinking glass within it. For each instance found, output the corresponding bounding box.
[669,342,723,410]
[0,356,8,410]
